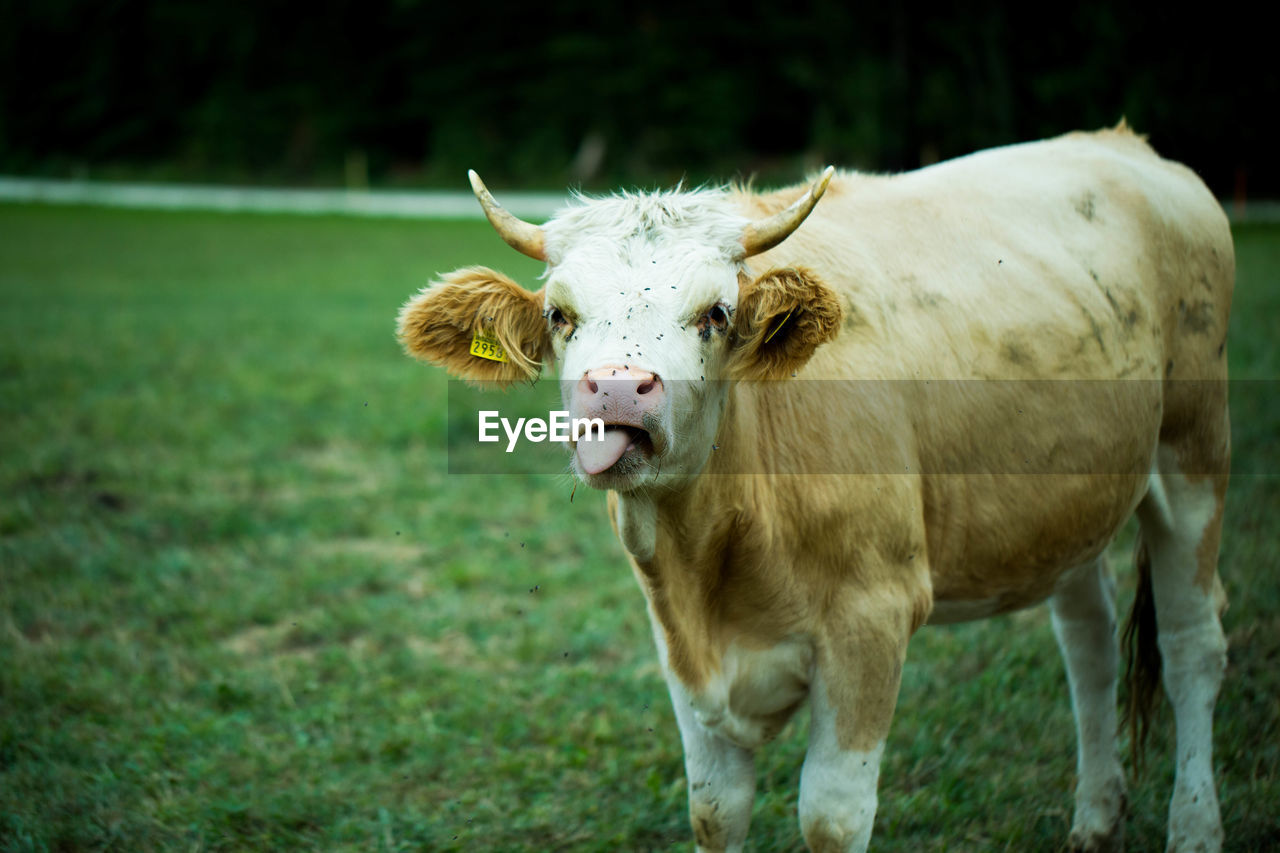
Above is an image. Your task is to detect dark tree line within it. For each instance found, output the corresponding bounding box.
[1,0,1273,196]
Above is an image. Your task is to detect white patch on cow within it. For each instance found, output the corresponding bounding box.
[799,672,884,853]
[1138,446,1227,852]
[542,190,746,385]
[925,596,1001,624]
[685,639,813,750]
[1050,556,1126,850]
[539,190,748,490]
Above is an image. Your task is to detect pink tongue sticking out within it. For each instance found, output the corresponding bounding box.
[575,427,632,475]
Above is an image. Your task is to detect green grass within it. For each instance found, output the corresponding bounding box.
[1,205,1277,852]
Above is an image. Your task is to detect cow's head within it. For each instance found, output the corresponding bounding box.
[398,170,842,493]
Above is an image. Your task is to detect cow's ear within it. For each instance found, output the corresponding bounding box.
[727,266,842,379]
[397,266,550,385]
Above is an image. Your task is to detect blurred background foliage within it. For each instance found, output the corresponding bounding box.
[0,0,1274,195]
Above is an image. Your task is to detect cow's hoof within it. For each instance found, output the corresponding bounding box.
[1067,822,1124,853]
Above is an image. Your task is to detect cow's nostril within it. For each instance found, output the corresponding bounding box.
[587,378,599,394]
[637,373,661,395]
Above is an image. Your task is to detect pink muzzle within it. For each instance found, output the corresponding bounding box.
[569,366,664,474]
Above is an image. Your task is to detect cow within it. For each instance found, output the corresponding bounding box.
[396,122,1233,852]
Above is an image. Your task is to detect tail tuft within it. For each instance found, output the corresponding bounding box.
[1121,532,1162,775]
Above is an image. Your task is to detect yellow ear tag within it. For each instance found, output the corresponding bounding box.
[469,332,508,362]
[763,308,793,345]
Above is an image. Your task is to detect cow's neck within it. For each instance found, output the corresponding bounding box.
[611,393,785,690]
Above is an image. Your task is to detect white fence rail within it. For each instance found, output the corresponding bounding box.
[0,176,568,220]
[1,175,1277,224]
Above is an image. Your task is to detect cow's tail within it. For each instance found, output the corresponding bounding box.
[1121,531,1162,775]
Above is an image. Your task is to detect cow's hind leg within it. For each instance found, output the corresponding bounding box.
[1134,446,1229,853]
[1051,556,1126,852]
[1054,555,1126,845]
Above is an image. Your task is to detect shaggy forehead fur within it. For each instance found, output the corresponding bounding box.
[543,186,749,264]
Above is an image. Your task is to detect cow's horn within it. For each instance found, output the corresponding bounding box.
[468,170,547,261]
[739,166,835,258]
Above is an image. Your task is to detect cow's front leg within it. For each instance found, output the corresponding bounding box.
[667,677,757,853]
[800,603,913,853]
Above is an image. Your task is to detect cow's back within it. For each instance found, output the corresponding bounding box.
[752,126,1231,385]
[737,127,1233,610]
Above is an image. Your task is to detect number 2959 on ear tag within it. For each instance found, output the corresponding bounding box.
[470,333,508,363]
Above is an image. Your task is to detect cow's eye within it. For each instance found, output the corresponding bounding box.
[548,306,568,328]
[697,302,730,339]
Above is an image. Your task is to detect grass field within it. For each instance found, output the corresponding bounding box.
[1,204,1277,852]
